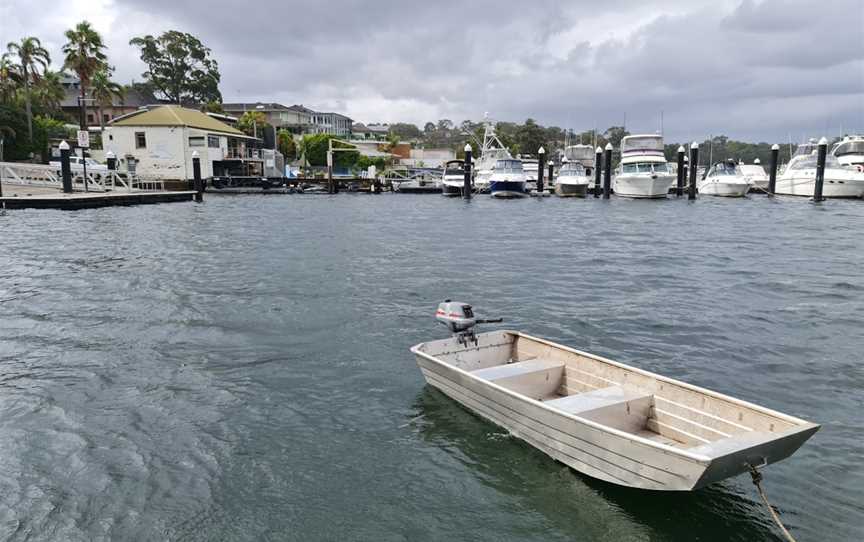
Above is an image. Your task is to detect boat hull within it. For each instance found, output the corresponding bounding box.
[698,179,750,197]
[555,182,589,197]
[490,180,527,198]
[411,330,819,491]
[775,175,864,198]
[441,183,463,197]
[613,175,674,198]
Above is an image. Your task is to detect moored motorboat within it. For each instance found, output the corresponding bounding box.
[554,160,590,197]
[441,160,466,197]
[612,135,676,198]
[698,160,751,197]
[411,302,820,491]
[473,116,512,193]
[489,159,527,198]
[775,149,864,198]
[521,157,539,192]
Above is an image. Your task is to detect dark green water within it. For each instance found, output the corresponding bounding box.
[1,194,862,541]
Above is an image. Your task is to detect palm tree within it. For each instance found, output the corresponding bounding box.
[0,54,21,104]
[62,21,107,130]
[6,37,50,141]
[32,70,66,114]
[90,67,124,129]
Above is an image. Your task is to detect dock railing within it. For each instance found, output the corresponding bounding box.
[0,161,164,193]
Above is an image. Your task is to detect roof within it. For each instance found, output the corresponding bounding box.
[222,102,292,112]
[61,84,157,109]
[109,105,248,137]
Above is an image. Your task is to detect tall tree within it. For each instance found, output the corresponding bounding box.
[6,37,50,141]
[0,54,21,104]
[63,21,108,130]
[90,67,124,128]
[129,31,221,105]
[32,70,66,114]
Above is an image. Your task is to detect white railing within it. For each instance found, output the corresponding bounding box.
[0,161,165,193]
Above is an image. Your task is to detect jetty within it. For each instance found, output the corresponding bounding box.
[0,182,195,209]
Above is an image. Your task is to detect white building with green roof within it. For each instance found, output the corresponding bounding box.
[104,105,262,182]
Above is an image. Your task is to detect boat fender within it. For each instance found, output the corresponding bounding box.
[212,177,226,189]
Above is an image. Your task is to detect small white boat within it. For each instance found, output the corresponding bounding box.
[613,135,676,198]
[521,157,539,192]
[555,160,590,197]
[412,302,820,491]
[441,160,466,197]
[775,150,864,198]
[698,160,751,197]
[489,159,527,198]
[739,160,769,192]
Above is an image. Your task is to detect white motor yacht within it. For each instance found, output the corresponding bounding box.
[440,160,466,197]
[489,159,527,198]
[698,160,750,197]
[775,149,864,198]
[612,135,676,198]
[831,135,864,168]
[555,160,590,197]
[521,157,539,192]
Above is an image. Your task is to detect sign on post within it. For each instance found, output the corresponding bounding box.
[77,130,90,149]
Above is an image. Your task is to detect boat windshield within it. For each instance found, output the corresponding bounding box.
[787,153,843,171]
[708,162,739,176]
[793,143,818,157]
[559,162,586,176]
[622,136,664,153]
[833,140,864,156]
[494,160,523,172]
[622,162,667,174]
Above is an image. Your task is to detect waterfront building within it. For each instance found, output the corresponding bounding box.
[103,105,262,184]
[59,73,156,127]
[221,102,315,134]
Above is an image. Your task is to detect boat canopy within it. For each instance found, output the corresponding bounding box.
[494,159,524,172]
[559,161,586,176]
[621,135,664,154]
[443,160,465,176]
[738,164,767,177]
[564,145,594,161]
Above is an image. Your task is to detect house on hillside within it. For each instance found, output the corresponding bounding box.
[60,74,157,127]
[222,102,315,134]
[104,105,262,184]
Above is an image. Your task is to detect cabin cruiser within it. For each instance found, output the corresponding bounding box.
[775,151,864,198]
[489,159,527,198]
[612,135,676,198]
[473,117,513,193]
[555,160,591,197]
[440,160,467,197]
[697,160,751,197]
[831,135,864,167]
[739,160,769,191]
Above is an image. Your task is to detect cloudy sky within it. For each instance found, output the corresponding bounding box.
[1,0,862,142]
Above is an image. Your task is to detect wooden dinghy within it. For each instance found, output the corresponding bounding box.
[411,303,819,491]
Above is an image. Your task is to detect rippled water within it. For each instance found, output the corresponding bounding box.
[1,193,862,541]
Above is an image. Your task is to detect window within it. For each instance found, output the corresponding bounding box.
[103,114,110,123]
[135,132,146,149]
[208,135,220,148]
[87,113,94,124]
[189,136,205,147]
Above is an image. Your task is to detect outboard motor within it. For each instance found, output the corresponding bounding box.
[435,300,502,346]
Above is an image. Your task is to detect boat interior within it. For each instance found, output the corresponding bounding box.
[422,331,802,456]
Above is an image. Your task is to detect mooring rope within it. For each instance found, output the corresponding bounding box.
[748,464,797,542]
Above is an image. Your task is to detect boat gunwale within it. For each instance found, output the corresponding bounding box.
[411,330,819,464]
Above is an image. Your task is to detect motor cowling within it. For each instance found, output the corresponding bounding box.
[435,300,476,333]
